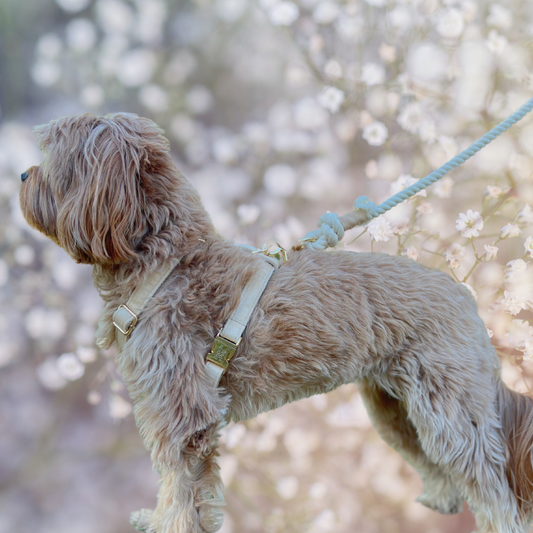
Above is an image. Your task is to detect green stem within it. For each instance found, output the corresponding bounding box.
[462,258,480,283]
[346,228,367,245]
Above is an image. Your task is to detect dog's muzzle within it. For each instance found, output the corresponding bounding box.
[21,172,28,182]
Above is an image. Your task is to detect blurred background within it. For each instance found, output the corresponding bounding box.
[2,0,533,531]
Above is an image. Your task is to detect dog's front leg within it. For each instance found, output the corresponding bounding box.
[132,422,226,533]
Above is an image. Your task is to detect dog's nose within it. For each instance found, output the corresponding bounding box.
[21,172,28,182]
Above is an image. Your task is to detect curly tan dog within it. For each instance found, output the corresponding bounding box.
[20,113,533,533]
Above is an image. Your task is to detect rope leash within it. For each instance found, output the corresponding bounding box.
[299,97,533,251]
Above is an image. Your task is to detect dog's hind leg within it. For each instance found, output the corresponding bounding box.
[358,378,463,515]
[392,351,526,533]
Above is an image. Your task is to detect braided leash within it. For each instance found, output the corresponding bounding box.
[299,97,533,251]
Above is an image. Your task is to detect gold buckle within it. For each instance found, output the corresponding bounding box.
[252,243,288,263]
[206,333,240,372]
[113,304,138,336]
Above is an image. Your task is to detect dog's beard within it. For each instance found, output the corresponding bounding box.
[19,168,59,244]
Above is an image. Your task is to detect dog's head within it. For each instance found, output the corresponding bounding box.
[20,113,209,265]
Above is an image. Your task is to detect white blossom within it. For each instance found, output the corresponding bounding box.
[379,43,396,63]
[186,85,214,114]
[36,33,62,59]
[77,346,98,363]
[237,204,260,225]
[456,210,483,238]
[505,259,528,282]
[507,259,528,272]
[486,4,513,29]
[433,177,454,198]
[461,283,477,301]
[501,291,531,315]
[437,135,458,159]
[367,216,395,242]
[486,30,508,56]
[96,0,134,34]
[365,160,378,179]
[445,243,466,270]
[501,223,522,239]
[313,1,339,25]
[397,102,423,134]
[109,394,133,419]
[26,308,67,340]
[317,86,345,113]
[392,218,410,236]
[37,358,67,391]
[268,2,299,26]
[484,185,503,199]
[310,509,336,532]
[225,424,247,450]
[518,204,533,225]
[483,245,499,261]
[264,164,297,197]
[362,121,388,146]
[55,0,90,13]
[401,246,419,260]
[324,59,342,80]
[80,84,105,108]
[390,174,426,198]
[87,390,102,405]
[139,84,169,112]
[309,482,328,500]
[336,16,363,42]
[66,18,97,53]
[294,97,329,129]
[407,43,448,83]
[212,136,240,164]
[524,236,533,258]
[215,0,247,22]
[56,353,85,381]
[0,260,7,287]
[436,9,465,39]
[388,5,411,31]
[418,118,436,143]
[277,476,299,500]
[116,49,156,87]
[361,63,386,86]
[31,60,61,87]
[416,202,433,216]
[14,245,35,265]
[505,320,533,358]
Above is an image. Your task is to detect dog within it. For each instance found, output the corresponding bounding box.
[19,112,533,533]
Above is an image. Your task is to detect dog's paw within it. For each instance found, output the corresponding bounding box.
[197,487,225,533]
[130,509,154,532]
[198,505,224,533]
[416,492,463,515]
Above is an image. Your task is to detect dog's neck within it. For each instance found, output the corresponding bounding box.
[93,203,218,350]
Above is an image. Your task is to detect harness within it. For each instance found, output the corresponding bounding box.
[112,246,281,387]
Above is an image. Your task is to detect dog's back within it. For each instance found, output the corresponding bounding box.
[225,249,500,416]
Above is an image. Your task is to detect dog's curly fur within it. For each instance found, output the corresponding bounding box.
[20,112,533,533]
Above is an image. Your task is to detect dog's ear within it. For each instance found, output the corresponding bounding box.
[55,114,171,265]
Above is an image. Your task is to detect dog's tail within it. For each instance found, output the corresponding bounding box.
[496,379,533,519]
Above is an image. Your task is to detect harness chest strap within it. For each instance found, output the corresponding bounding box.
[112,250,279,386]
[113,257,181,350]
